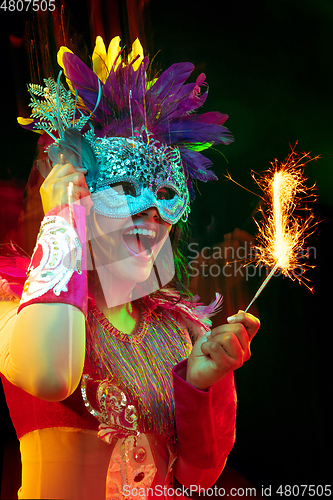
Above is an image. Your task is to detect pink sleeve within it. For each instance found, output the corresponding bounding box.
[18,203,88,317]
[172,359,237,469]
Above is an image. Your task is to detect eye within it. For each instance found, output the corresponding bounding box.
[156,187,176,200]
[110,182,136,196]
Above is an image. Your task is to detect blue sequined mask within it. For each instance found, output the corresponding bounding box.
[88,132,190,224]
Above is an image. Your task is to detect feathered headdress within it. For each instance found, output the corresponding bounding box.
[18,36,233,200]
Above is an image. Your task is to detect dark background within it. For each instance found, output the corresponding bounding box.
[1,1,332,498]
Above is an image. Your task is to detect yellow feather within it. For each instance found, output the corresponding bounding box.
[146,77,157,90]
[92,36,108,83]
[57,46,73,69]
[107,36,122,72]
[128,38,144,71]
[57,46,76,94]
[17,117,43,133]
[17,117,34,125]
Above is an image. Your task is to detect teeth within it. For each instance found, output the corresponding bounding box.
[124,228,156,238]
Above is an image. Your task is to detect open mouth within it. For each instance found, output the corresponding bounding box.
[122,224,160,257]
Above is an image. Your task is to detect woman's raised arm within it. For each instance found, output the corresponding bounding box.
[0,300,85,401]
[0,161,91,401]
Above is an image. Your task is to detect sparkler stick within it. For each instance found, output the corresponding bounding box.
[244,263,278,312]
[237,146,318,312]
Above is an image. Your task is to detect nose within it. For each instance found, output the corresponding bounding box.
[136,206,160,221]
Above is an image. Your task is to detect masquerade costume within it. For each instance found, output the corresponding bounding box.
[0,37,236,499]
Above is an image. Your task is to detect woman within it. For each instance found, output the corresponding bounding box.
[0,36,260,499]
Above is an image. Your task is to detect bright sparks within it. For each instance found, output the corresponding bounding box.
[242,146,318,311]
[255,149,317,277]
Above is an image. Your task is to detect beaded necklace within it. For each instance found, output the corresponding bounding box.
[85,301,192,437]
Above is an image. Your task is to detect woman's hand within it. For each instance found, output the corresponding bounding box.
[40,159,91,215]
[186,310,260,390]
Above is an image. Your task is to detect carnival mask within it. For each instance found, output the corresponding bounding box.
[20,36,233,223]
[89,133,190,224]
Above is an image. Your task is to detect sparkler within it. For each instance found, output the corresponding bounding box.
[228,146,318,312]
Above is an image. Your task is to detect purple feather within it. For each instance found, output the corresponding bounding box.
[193,293,223,319]
[154,116,232,145]
[147,62,194,101]
[62,52,114,120]
[180,147,218,182]
[150,83,207,124]
[158,73,208,120]
[199,111,229,125]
